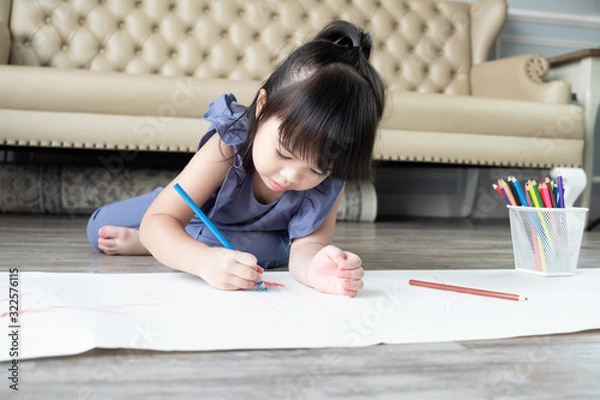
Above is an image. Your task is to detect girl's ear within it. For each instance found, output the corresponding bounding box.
[255,89,267,118]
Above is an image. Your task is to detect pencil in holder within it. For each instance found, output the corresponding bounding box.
[507,205,588,276]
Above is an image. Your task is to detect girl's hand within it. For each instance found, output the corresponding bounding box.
[306,245,364,297]
[197,248,264,291]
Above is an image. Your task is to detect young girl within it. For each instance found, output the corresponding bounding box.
[86,20,386,297]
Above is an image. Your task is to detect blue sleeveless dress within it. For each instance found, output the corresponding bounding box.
[191,94,344,268]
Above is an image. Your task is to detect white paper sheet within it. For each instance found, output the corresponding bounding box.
[1,269,599,361]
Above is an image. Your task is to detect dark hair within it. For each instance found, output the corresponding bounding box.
[238,20,386,182]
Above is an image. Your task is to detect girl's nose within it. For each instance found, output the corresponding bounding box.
[280,167,300,185]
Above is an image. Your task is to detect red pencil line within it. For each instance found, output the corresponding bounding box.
[409,280,527,302]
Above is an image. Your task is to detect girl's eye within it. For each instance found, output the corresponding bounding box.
[311,168,327,177]
[276,149,292,160]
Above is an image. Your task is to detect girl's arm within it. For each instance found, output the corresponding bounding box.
[139,133,263,290]
[289,188,365,297]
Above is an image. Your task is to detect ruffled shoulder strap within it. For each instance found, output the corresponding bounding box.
[198,93,249,167]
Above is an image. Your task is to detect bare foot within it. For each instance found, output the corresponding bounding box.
[97,226,149,255]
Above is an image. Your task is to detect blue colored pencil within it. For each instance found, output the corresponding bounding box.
[173,183,267,291]
[509,176,530,207]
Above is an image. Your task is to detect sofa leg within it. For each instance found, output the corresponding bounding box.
[461,168,480,218]
[549,167,587,208]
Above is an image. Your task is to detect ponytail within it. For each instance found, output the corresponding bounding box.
[311,21,385,120]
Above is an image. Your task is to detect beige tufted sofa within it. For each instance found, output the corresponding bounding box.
[0,0,592,214]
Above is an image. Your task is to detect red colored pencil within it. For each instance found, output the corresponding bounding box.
[538,183,554,208]
[409,279,528,302]
[545,177,557,208]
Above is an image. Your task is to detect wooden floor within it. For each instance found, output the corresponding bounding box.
[1,214,599,399]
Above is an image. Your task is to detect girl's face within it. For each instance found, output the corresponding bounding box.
[252,117,330,197]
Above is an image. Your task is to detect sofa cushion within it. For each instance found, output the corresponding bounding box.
[0,65,260,117]
[383,92,584,140]
[374,129,584,168]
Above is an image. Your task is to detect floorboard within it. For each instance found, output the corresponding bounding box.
[0,214,599,399]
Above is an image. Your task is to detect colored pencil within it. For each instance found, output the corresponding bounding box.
[509,176,529,207]
[557,175,565,208]
[409,279,528,301]
[506,177,522,206]
[173,183,267,291]
[498,179,517,206]
[493,184,512,205]
[539,183,553,208]
[531,180,544,208]
[526,181,541,208]
[545,178,557,208]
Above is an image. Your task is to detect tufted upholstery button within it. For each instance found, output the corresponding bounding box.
[98,46,105,54]
[61,44,68,51]
[253,32,260,40]
[185,27,193,35]
[134,47,142,55]
[271,12,278,20]
[99,0,105,4]
[151,24,159,33]
[237,9,244,17]
[151,68,159,74]
[23,39,31,47]
[117,21,125,29]
[169,4,176,12]
[202,52,209,60]
[135,1,142,8]
[170,50,177,58]
[79,17,86,25]
[44,16,51,24]
[221,30,227,38]
[302,13,309,21]
[421,24,427,33]
[202,6,210,14]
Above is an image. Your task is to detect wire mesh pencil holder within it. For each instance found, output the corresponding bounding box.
[507,205,588,276]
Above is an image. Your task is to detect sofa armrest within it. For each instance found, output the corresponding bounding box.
[0,0,11,64]
[471,54,571,104]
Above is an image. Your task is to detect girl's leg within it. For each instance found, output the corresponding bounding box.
[86,187,162,254]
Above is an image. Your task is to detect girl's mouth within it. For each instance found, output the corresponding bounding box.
[268,178,288,191]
